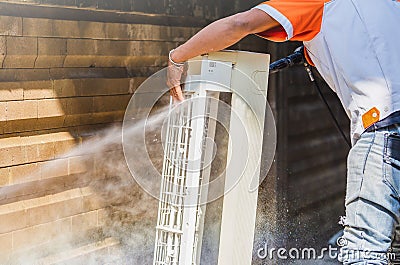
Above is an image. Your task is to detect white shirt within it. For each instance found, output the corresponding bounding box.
[255,0,400,143]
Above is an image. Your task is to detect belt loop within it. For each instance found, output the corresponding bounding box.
[366,123,376,133]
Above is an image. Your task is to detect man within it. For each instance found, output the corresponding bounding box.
[167,0,400,264]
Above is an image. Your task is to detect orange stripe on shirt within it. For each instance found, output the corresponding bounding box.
[256,0,326,42]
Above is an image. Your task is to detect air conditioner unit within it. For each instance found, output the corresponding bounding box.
[153,50,271,265]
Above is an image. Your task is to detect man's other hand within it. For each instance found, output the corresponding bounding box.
[167,55,185,102]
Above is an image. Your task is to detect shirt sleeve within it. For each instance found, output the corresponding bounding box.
[253,0,325,42]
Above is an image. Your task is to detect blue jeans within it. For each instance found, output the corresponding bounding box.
[339,124,400,264]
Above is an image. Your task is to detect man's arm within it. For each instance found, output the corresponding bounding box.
[168,8,279,101]
[171,9,279,63]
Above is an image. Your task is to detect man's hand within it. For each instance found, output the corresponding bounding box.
[167,60,185,102]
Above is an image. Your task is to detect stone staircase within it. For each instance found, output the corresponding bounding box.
[0,130,125,264]
[0,127,157,264]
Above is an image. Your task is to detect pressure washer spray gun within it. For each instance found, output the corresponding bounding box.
[269,46,351,147]
[269,46,305,74]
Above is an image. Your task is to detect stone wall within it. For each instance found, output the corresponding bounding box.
[0,1,273,264]
[0,2,199,263]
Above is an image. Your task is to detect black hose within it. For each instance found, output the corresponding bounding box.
[305,65,352,148]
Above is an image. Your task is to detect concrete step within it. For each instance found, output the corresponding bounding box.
[38,237,121,265]
[0,94,132,135]
[0,129,125,206]
[0,176,142,264]
[4,229,121,265]
[0,132,79,169]
[0,129,124,177]
[0,175,147,264]
[0,77,141,136]
[0,187,107,235]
